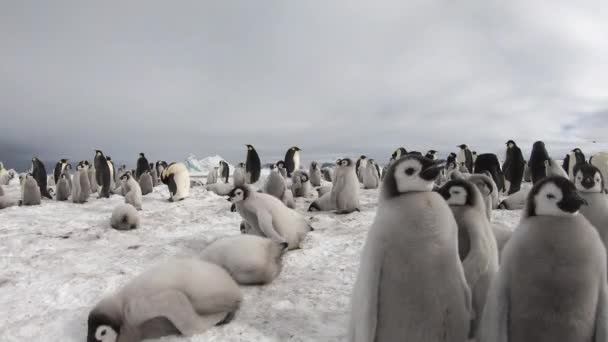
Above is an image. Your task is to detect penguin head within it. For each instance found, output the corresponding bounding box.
[291,146,301,151]
[87,311,120,342]
[311,161,318,168]
[382,155,445,198]
[246,144,254,151]
[458,144,467,149]
[300,173,309,183]
[438,179,477,206]
[276,160,285,168]
[60,173,68,180]
[544,160,551,167]
[120,172,132,181]
[335,159,342,166]
[339,158,354,168]
[532,141,545,150]
[227,186,250,203]
[359,155,367,160]
[95,150,104,157]
[526,176,587,217]
[427,150,437,155]
[60,158,68,163]
[149,163,154,168]
[139,153,145,158]
[572,148,582,153]
[506,140,516,148]
[574,164,603,193]
[467,174,494,197]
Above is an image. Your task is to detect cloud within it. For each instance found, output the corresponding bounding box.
[1,0,607,169]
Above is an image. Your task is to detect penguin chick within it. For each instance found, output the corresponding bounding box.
[110,203,140,230]
[121,172,143,210]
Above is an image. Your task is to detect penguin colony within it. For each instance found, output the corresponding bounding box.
[2,141,608,342]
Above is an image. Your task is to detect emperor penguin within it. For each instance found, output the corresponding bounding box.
[466,173,495,220]
[206,167,218,185]
[72,162,92,204]
[574,163,608,257]
[245,144,261,184]
[264,164,295,208]
[438,179,499,337]
[456,144,474,173]
[55,173,71,201]
[309,161,322,187]
[155,161,168,181]
[390,147,407,161]
[106,156,116,185]
[88,163,99,193]
[228,185,313,250]
[590,152,608,192]
[544,158,568,178]
[502,140,525,194]
[356,156,368,183]
[562,147,586,180]
[474,153,505,193]
[447,152,457,166]
[136,153,150,180]
[528,140,550,185]
[497,186,530,210]
[53,158,69,184]
[276,160,288,179]
[348,155,471,342]
[32,157,52,199]
[425,149,438,160]
[87,258,242,342]
[218,160,230,183]
[200,235,286,285]
[232,163,246,187]
[110,203,140,230]
[284,146,301,177]
[523,161,532,182]
[362,159,380,189]
[138,170,154,195]
[472,151,478,165]
[308,190,336,212]
[0,193,18,209]
[121,171,143,210]
[479,176,608,342]
[161,162,190,202]
[21,174,42,205]
[149,163,159,187]
[321,167,333,182]
[296,171,317,199]
[334,158,360,214]
[205,183,234,196]
[94,150,112,198]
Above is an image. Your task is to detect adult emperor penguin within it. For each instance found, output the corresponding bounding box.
[232,163,246,187]
[309,161,322,187]
[87,258,242,342]
[106,156,116,186]
[362,159,380,189]
[438,179,498,337]
[447,152,457,166]
[94,150,112,198]
[161,162,190,202]
[456,144,474,174]
[563,147,586,180]
[136,153,150,180]
[390,147,407,161]
[55,173,71,201]
[120,171,143,210]
[348,155,471,342]
[228,185,313,250]
[201,235,286,285]
[218,160,230,183]
[574,164,608,257]
[284,146,301,177]
[425,149,438,160]
[334,158,360,214]
[53,159,69,184]
[544,158,569,178]
[591,152,608,192]
[356,156,368,182]
[474,153,505,193]
[479,176,608,342]
[245,144,261,184]
[264,164,295,208]
[32,157,52,199]
[528,140,550,185]
[110,203,140,230]
[502,140,525,194]
[21,174,42,205]
[156,161,168,181]
[139,170,154,195]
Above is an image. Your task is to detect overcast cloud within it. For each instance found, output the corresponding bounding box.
[1,0,607,170]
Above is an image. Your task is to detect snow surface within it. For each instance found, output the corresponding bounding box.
[184,154,233,176]
[0,173,521,342]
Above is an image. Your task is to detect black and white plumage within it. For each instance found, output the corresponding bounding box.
[390,147,407,161]
[362,159,380,189]
[355,156,367,183]
[425,149,438,160]
[94,150,112,198]
[245,144,261,184]
[284,146,301,178]
[218,160,230,183]
[591,152,608,193]
[160,162,190,202]
[136,153,150,180]
[53,159,69,184]
[32,157,52,199]
[456,144,474,174]
[502,140,525,195]
[528,141,550,185]
[474,153,505,193]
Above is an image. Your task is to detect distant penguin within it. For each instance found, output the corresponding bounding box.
[139,170,154,195]
[591,152,608,192]
[72,162,92,204]
[472,151,478,165]
[31,157,52,199]
[574,164,608,259]
[121,171,143,210]
[333,158,360,214]
[446,152,457,168]
[88,163,98,193]
[497,186,530,210]
[284,146,301,177]
[362,159,380,189]
[296,171,317,199]
[201,235,286,285]
[275,160,287,178]
[21,174,41,205]
[309,161,322,187]
[474,153,505,193]
[55,173,71,201]
[467,173,495,220]
[161,162,190,202]
[438,179,498,337]
[207,167,218,185]
[479,176,608,342]
[0,162,7,181]
[53,159,69,184]
[228,185,313,250]
[356,156,368,183]
[149,163,159,187]
[348,155,470,342]
[245,144,261,183]
[523,161,532,182]
[502,140,526,194]
[425,150,438,160]
[290,170,303,197]
[94,150,112,198]
[232,163,246,187]
[218,160,230,183]
[110,203,140,230]
[390,147,407,161]
[156,161,168,181]
[544,159,568,178]
[321,167,333,182]
[562,147,586,180]
[136,152,150,180]
[264,165,295,208]
[456,144,474,173]
[87,259,242,342]
[528,141,550,184]
[106,156,116,188]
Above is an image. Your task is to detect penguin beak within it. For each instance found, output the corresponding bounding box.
[558,192,588,213]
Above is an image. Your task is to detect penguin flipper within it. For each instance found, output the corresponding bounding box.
[256,210,287,245]
[477,269,509,342]
[124,290,228,336]
[594,282,608,342]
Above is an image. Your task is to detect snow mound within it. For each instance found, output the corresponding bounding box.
[184,154,233,176]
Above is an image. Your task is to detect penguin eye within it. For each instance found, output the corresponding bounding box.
[546,194,556,199]
[405,168,415,176]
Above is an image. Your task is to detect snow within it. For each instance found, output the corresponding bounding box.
[184,154,233,176]
[0,172,522,342]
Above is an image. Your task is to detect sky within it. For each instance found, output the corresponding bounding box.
[1,0,608,170]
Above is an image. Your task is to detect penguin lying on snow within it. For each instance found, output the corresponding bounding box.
[87,259,242,342]
[201,235,286,285]
[479,176,608,342]
[110,203,140,230]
